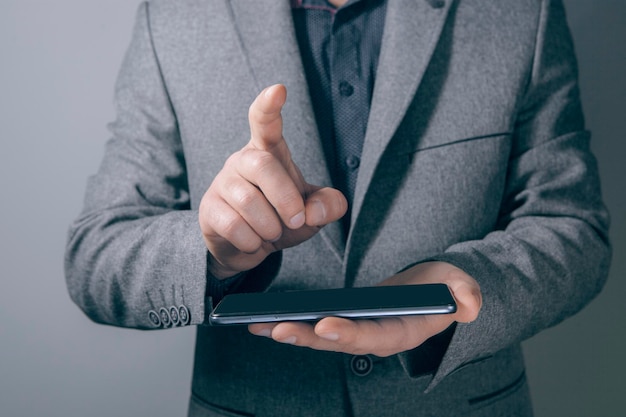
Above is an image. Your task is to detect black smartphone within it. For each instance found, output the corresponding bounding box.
[209,284,456,325]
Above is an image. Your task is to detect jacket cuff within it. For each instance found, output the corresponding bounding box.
[397,322,456,378]
[201,251,283,326]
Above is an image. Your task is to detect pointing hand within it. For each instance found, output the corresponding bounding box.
[199,84,348,278]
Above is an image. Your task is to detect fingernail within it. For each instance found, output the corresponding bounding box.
[269,234,282,243]
[309,200,326,226]
[281,336,297,345]
[268,230,282,243]
[289,211,305,228]
[318,332,339,341]
[264,84,278,98]
[253,329,272,338]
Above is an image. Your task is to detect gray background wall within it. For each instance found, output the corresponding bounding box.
[0,1,623,416]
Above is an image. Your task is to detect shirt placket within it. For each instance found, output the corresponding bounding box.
[330,16,366,207]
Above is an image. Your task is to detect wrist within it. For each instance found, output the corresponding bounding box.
[206,252,243,280]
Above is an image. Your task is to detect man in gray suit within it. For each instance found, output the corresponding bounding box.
[65,0,611,416]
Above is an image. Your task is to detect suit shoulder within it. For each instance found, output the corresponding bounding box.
[140,0,236,47]
[454,0,547,41]
[144,0,231,25]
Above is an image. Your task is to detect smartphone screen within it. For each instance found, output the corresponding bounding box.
[209,284,456,325]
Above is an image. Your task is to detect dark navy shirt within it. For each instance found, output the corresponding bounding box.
[291,0,387,232]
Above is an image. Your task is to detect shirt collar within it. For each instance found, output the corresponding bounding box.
[291,0,361,10]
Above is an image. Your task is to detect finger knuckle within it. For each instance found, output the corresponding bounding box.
[223,151,243,170]
[248,100,267,122]
[211,210,241,239]
[244,149,275,173]
[273,190,303,215]
[228,182,257,208]
[198,194,216,230]
[211,212,259,250]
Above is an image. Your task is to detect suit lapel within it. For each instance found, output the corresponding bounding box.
[228,0,346,260]
[345,0,453,285]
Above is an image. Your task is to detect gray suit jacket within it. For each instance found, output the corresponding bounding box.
[65,0,611,415]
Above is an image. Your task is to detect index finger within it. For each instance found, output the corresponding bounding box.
[248,84,307,197]
[248,84,290,162]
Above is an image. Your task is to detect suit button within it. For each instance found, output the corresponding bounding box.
[169,306,180,326]
[179,305,190,325]
[148,310,161,327]
[159,307,172,327]
[351,355,373,376]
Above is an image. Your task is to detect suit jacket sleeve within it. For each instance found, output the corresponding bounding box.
[64,3,279,329]
[410,0,611,390]
[63,2,209,329]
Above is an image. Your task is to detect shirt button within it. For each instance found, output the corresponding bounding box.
[351,355,373,376]
[346,155,360,170]
[339,81,354,97]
